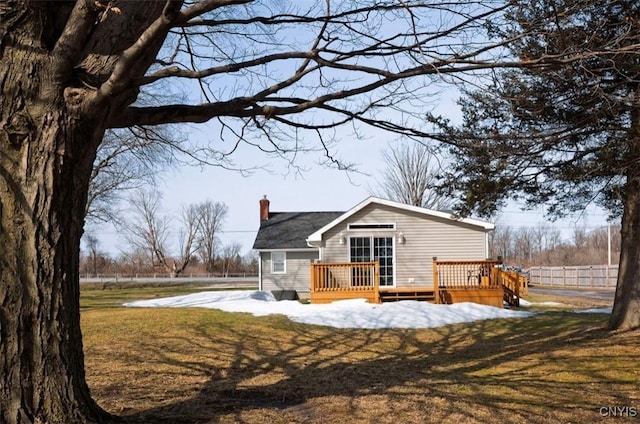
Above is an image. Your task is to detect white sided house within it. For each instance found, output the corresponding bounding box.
[252,196,509,305]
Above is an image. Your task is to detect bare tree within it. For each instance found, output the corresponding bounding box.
[195,200,228,272]
[489,223,514,261]
[85,127,177,225]
[174,203,203,276]
[243,249,260,275]
[532,223,562,254]
[126,190,170,268]
[3,1,624,422]
[572,225,589,250]
[125,190,200,277]
[220,241,243,276]
[372,141,452,209]
[513,227,535,264]
[83,233,100,277]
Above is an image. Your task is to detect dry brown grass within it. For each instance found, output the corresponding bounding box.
[81,287,640,423]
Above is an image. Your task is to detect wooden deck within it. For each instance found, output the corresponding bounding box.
[310,259,528,307]
[310,262,380,304]
[433,259,504,307]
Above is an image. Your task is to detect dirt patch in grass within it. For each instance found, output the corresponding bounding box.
[81,287,640,423]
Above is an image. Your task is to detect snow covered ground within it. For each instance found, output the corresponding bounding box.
[124,290,613,329]
[124,290,535,329]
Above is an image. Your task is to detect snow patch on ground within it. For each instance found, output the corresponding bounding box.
[124,290,534,329]
[519,299,567,308]
[575,307,613,314]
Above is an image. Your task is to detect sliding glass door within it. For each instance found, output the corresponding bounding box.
[349,236,394,287]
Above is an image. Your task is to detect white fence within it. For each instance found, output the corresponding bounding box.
[80,275,258,286]
[528,265,617,289]
[81,272,257,279]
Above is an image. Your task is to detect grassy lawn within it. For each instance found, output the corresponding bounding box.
[81,286,640,423]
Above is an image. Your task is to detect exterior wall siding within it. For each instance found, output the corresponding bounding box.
[260,250,318,296]
[320,203,488,288]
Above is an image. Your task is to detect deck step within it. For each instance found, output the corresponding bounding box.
[503,285,520,307]
[379,290,436,303]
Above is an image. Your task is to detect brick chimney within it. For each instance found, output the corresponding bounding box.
[259,195,270,222]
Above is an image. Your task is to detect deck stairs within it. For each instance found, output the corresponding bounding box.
[501,269,528,308]
[379,288,436,303]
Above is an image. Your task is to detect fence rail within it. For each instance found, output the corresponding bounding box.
[81,272,257,280]
[528,265,617,288]
[80,275,258,286]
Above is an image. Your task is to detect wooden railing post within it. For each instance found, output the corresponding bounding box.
[310,263,315,293]
[374,262,380,303]
[311,263,318,293]
[432,257,440,304]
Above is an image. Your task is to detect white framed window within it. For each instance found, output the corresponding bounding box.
[271,251,286,273]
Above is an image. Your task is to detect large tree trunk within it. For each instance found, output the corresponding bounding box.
[609,89,640,331]
[1,1,169,420]
[0,6,111,424]
[0,125,110,423]
[609,170,640,330]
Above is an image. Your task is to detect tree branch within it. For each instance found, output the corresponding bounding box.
[52,0,98,80]
[177,0,252,23]
[112,54,587,129]
[96,0,184,101]
[138,51,318,85]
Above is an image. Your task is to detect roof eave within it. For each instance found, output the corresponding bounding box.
[306,197,495,240]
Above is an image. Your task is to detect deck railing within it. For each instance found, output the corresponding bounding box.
[432,258,529,306]
[502,270,528,297]
[433,259,503,290]
[433,259,501,303]
[311,262,380,293]
[309,259,528,306]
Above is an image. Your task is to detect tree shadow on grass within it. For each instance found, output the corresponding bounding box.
[106,311,639,424]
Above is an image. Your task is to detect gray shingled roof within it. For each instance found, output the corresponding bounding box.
[252,211,344,250]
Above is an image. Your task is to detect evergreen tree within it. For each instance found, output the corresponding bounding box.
[432,0,640,329]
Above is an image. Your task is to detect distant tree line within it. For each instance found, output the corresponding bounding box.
[490,224,621,268]
[79,240,258,278]
[81,189,258,278]
[79,247,257,278]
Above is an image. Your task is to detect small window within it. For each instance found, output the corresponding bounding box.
[271,252,286,273]
[348,223,395,230]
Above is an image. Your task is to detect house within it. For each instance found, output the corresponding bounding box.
[252,196,343,300]
[253,196,527,307]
